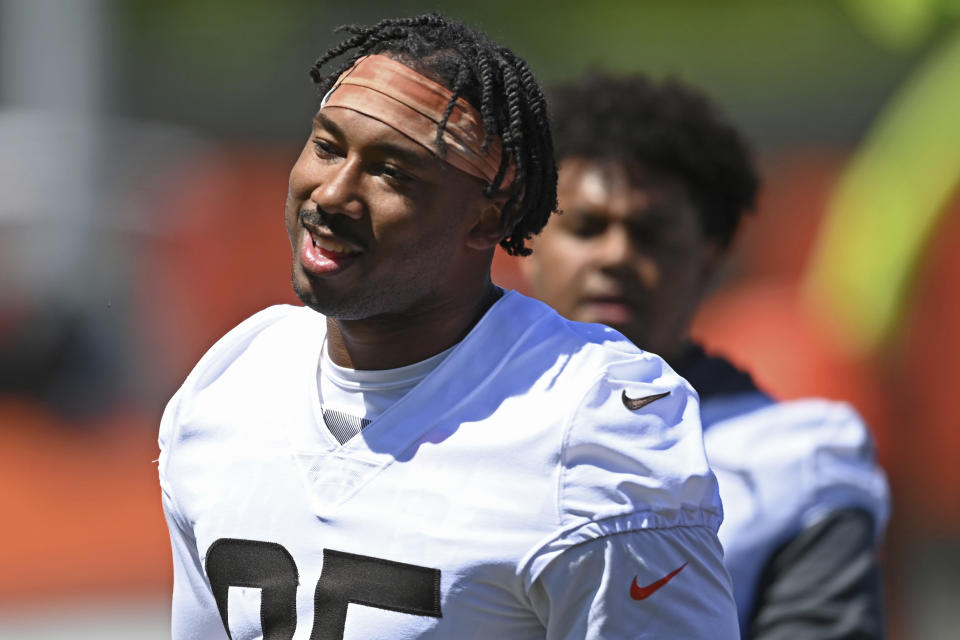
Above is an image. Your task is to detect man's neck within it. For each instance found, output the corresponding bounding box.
[325,282,503,371]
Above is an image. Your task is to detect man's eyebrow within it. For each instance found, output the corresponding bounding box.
[313,111,437,172]
[313,111,344,138]
[370,140,437,172]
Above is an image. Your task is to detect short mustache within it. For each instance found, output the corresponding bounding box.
[299,207,365,248]
[299,207,330,228]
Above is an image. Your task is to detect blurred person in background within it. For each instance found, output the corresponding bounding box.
[523,73,891,639]
[158,14,738,639]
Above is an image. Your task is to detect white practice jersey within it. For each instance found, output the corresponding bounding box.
[702,391,891,631]
[159,291,737,639]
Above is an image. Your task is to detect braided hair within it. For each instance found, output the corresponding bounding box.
[550,73,759,249]
[309,13,557,256]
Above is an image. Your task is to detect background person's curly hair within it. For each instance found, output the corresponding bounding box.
[550,73,759,249]
[310,13,558,257]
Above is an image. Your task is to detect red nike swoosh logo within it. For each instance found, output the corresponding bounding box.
[630,562,687,600]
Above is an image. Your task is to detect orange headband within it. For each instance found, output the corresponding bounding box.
[321,54,512,187]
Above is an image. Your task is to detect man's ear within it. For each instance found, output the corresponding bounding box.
[465,194,509,251]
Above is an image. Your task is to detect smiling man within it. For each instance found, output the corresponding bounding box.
[157,15,737,639]
[525,73,890,639]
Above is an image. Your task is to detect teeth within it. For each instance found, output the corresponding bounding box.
[311,233,354,254]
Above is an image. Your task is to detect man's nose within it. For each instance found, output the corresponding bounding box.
[309,159,365,220]
[597,225,634,267]
[597,226,658,286]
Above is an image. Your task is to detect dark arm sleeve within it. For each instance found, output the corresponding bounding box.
[748,508,885,640]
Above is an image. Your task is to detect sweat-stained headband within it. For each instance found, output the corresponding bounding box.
[320,54,512,187]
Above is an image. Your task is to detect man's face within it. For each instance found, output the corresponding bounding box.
[524,157,720,361]
[286,106,491,320]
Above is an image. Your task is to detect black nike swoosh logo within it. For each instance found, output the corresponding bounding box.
[621,390,670,411]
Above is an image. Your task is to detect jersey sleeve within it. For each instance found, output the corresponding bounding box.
[707,398,890,540]
[156,303,305,520]
[157,307,301,639]
[799,403,890,537]
[162,492,230,640]
[521,353,737,636]
[562,357,722,527]
[749,508,884,639]
[704,395,890,634]
[159,389,229,640]
[527,526,738,639]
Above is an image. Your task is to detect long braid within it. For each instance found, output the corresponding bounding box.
[474,51,497,153]
[309,30,371,83]
[497,60,526,242]
[436,61,471,154]
[308,12,557,256]
[513,57,555,248]
[473,45,512,199]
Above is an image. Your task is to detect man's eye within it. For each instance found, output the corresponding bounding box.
[312,138,339,158]
[569,217,606,238]
[378,165,412,184]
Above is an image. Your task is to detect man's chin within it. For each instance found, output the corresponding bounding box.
[291,273,336,315]
[291,276,379,321]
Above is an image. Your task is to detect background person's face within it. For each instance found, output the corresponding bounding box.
[524,157,720,360]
